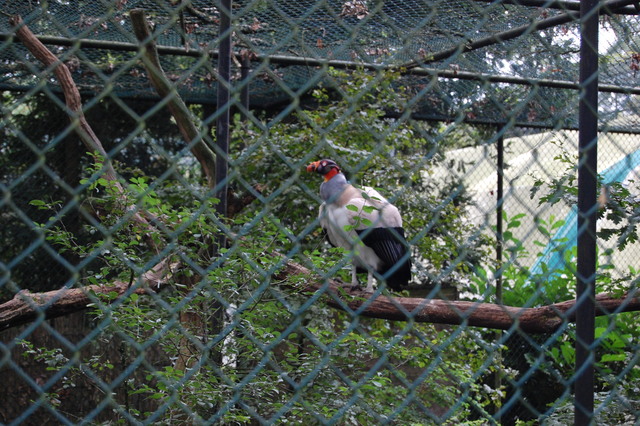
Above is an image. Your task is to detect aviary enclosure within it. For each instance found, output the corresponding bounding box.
[1,0,640,424]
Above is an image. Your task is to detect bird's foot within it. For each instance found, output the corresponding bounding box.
[340,280,363,292]
[333,278,360,292]
[346,281,375,293]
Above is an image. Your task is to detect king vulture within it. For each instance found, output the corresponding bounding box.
[307,159,411,291]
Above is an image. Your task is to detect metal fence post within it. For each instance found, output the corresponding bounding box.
[495,126,505,422]
[575,0,599,422]
[496,128,505,307]
[216,0,232,220]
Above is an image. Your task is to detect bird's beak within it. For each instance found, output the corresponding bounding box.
[306,161,320,173]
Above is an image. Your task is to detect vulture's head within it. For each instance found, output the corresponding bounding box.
[306,159,341,181]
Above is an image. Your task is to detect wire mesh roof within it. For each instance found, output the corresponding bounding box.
[1,0,639,129]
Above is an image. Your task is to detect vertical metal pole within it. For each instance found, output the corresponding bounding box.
[210,0,232,373]
[575,0,598,423]
[216,0,232,219]
[241,55,250,116]
[496,129,504,306]
[494,127,504,422]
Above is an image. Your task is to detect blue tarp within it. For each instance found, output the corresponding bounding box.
[529,149,640,276]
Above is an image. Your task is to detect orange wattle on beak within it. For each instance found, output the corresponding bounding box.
[306,161,320,173]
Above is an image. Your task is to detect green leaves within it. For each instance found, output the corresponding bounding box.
[362,205,377,214]
[535,214,565,239]
[345,204,359,212]
[29,199,51,209]
[128,175,161,208]
[360,218,373,227]
[345,202,376,231]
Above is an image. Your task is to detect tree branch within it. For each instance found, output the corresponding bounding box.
[9,15,120,186]
[2,256,639,332]
[0,261,175,331]
[10,14,163,254]
[275,260,640,334]
[129,8,217,188]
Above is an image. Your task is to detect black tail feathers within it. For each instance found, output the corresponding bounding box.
[357,227,411,290]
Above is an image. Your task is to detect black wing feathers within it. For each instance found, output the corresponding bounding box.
[357,227,411,290]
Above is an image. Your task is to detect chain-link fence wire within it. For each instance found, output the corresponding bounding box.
[1,0,640,424]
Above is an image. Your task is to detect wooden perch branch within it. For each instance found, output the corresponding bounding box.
[0,261,175,331]
[129,8,217,188]
[2,256,639,332]
[275,260,640,334]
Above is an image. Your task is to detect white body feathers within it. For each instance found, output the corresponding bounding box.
[318,173,410,291]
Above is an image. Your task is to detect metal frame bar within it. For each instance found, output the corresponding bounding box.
[2,36,638,97]
[215,0,232,219]
[387,111,640,134]
[575,0,599,422]
[469,0,640,14]
[401,0,639,68]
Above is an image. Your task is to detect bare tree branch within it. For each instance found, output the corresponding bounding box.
[129,8,217,188]
[10,15,120,186]
[10,14,164,254]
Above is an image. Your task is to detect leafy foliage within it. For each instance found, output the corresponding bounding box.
[15,69,505,423]
[466,139,640,422]
[232,67,491,289]
[0,93,183,299]
[22,197,504,422]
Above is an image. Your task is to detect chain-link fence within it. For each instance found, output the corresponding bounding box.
[1,0,640,424]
